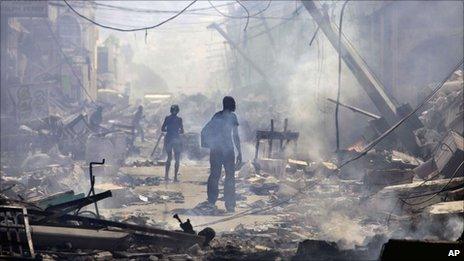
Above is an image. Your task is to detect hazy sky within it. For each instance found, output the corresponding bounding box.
[91,1,297,95]
[93,1,244,94]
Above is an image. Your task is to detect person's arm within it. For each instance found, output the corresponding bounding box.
[161,117,167,132]
[233,125,242,163]
[179,118,184,134]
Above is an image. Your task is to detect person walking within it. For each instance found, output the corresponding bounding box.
[202,96,242,212]
[161,105,184,182]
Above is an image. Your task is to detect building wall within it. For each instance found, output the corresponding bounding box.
[0,1,99,121]
[348,1,463,106]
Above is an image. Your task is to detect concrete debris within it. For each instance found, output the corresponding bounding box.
[1,10,462,259]
[363,169,414,190]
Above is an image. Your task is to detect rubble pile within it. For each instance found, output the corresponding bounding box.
[1,64,462,260]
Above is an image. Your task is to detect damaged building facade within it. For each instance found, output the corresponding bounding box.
[1,1,98,152]
[1,1,463,260]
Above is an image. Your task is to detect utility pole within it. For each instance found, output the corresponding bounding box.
[207,22,273,89]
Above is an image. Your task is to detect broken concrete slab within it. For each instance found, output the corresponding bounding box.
[413,158,438,179]
[377,177,464,198]
[372,177,464,212]
[424,200,464,216]
[434,131,464,178]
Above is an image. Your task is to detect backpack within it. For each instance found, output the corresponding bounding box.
[201,113,223,148]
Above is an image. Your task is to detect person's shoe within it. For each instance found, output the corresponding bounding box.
[226,207,235,213]
[164,176,170,182]
[173,178,179,183]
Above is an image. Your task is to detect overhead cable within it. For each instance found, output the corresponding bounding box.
[208,0,271,19]
[63,0,198,32]
[235,0,250,31]
[93,0,235,13]
[335,0,350,152]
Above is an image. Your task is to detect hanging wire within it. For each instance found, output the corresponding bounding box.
[235,0,250,31]
[400,161,463,206]
[63,0,198,32]
[338,58,464,169]
[207,0,271,19]
[92,0,235,14]
[335,0,350,152]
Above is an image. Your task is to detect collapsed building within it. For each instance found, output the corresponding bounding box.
[1,1,463,260]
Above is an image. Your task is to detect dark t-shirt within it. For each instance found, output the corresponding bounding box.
[89,110,102,126]
[132,110,143,125]
[162,115,183,142]
[211,110,239,151]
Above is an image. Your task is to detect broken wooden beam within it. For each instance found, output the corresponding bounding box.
[58,214,205,247]
[256,130,299,141]
[424,200,464,217]
[45,190,112,213]
[364,169,414,188]
[327,98,381,120]
[31,225,130,251]
[434,131,463,178]
[29,190,86,209]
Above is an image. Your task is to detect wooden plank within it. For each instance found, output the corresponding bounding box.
[59,214,205,246]
[256,130,299,140]
[424,200,464,215]
[31,225,130,251]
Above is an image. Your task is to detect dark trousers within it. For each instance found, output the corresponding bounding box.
[208,149,235,210]
[165,138,182,179]
[134,124,144,142]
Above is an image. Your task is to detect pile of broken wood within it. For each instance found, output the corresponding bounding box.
[0,189,212,260]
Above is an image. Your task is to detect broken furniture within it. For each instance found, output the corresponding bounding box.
[60,113,92,158]
[83,159,106,218]
[254,119,299,174]
[0,206,35,259]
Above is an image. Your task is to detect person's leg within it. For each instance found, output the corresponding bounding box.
[165,142,173,181]
[138,125,145,142]
[173,140,181,182]
[223,150,236,212]
[207,150,223,205]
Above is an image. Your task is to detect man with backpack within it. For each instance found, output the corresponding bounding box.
[201,96,242,213]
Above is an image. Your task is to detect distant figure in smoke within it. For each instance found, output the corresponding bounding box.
[132,105,145,142]
[89,106,103,132]
[201,96,242,212]
[161,105,184,182]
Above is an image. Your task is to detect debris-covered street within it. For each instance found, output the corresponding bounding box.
[1,1,463,260]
